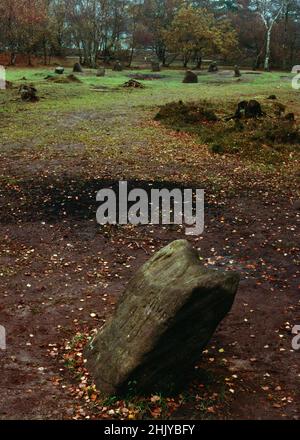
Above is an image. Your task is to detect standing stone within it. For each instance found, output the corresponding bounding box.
[55,67,64,75]
[183,70,198,83]
[234,65,241,77]
[113,61,123,72]
[85,240,240,395]
[96,68,106,77]
[151,61,161,72]
[208,61,218,73]
[73,63,83,73]
[291,65,300,74]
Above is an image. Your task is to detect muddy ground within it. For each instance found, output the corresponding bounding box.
[0,76,300,419]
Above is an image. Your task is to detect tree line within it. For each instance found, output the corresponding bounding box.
[0,0,300,70]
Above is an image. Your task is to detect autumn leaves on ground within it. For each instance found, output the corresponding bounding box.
[0,67,299,420]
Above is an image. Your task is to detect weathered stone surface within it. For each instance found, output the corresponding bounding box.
[151,61,161,72]
[183,70,198,83]
[291,65,300,73]
[96,68,106,77]
[85,240,240,395]
[234,65,241,78]
[73,63,83,73]
[113,61,123,72]
[208,61,218,73]
[55,67,64,75]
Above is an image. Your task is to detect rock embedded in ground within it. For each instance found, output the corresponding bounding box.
[291,65,300,74]
[85,240,240,395]
[234,65,242,78]
[208,61,218,73]
[183,70,198,83]
[55,67,64,75]
[113,61,123,72]
[73,62,83,73]
[151,61,161,72]
[96,68,106,77]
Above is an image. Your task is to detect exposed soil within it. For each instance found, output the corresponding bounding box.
[0,104,299,420]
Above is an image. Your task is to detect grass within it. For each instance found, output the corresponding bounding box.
[155,98,300,164]
[0,66,299,192]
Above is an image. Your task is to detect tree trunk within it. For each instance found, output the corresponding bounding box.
[195,55,202,69]
[43,40,48,65]
[10,52,16,66]
[183,54,189,68]
[28,52,33,67]
[156,44,166,66]
[127,46,134,67]
[282,9,289,70]
[264,27,272,71]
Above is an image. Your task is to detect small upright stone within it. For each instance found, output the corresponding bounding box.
[208,61,218,73]
[291,65,300,74]
[96,68,106,77]
[113,61,123,72]
[234,65,241,77]
[73,63,83,73]
[55,67,64,75]
[151,61,161,72]
[183,70,198,83]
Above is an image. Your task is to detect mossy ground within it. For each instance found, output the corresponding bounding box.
[1,67,299,183]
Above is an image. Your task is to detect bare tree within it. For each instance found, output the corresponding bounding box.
[251,0,290,70]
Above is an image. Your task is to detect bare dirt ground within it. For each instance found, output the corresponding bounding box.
[0,103,300,420]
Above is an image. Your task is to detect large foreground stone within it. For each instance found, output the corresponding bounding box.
[85,240,240,395]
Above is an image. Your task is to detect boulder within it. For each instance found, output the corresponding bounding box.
[55,67,64,75]
[113,61,123,72]
[96,68,106,77]
[208,61,218,73]
[151,61,161,72]
[73,63,83,73]
[183,70,198,84]
[291,65,300,74]
[85,240,240,395]
[234,65,241,78]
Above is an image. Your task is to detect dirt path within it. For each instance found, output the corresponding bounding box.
[0,105,299,420]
